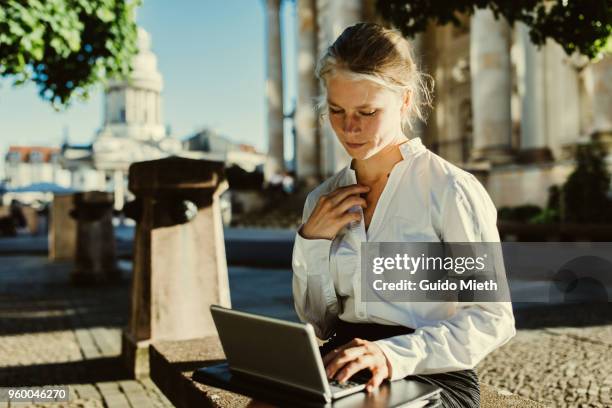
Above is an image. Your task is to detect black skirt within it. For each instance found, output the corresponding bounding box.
[319,320,480,408]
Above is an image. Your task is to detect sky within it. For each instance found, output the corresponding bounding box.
[0,0,298,177]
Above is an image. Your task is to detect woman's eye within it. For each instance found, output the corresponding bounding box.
[329,108,343,115]
[360,110,377,116]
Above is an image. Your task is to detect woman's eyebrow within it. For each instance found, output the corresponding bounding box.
[327,99,373,109]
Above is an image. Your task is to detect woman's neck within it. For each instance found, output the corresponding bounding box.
[352,137,408,185]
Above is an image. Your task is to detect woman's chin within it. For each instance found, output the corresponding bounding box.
[347,148,377,161]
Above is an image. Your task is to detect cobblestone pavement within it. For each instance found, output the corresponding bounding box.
[0,255,298,408]
[477,304,612,407]
[1,255,611,407]
[0,257,173,408]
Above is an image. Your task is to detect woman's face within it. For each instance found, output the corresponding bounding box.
[326,72,407,160]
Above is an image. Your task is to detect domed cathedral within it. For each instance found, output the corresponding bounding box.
[98,28,168,143]
[280,0,612,208]
[61,27,181,210]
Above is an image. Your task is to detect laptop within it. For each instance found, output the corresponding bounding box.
[202,305,441,405]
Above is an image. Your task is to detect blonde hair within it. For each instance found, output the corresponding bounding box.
[315,22,434,133]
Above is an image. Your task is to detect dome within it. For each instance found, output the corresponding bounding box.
[137,27,152,51]
[130,27,163,90]
[98,25,165,142]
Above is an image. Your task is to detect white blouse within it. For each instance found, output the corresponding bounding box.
[291,137,516,380]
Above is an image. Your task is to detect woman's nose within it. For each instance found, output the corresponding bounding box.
[343,115,360,134]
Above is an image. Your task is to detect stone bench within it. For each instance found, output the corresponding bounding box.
[150,336,546,408]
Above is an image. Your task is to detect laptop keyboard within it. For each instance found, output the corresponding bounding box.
[328,369,371,389]
[329,379,364,389]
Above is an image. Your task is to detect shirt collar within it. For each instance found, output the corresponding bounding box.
[398,137,426,159]
[345,137,425,178]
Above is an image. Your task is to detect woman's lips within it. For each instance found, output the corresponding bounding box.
[346,142,366,149]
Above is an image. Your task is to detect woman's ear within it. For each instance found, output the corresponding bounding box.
[400,90,411,116]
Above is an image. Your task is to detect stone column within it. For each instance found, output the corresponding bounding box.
[469,8,514,164]
[48,194,77,261]
[545,42,581,156]
[328,0,362,38]
[296,0,320,187]
[517,23,582,162]
[122,157,231,379]
[517,23,553,163]
[113,169,125,211]
[584,55,612,149]
[316,0,362,176]
[71,191,119,285]
[410,33,425,138]
[265,0,285,179]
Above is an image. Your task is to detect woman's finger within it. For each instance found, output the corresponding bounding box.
[327,184,370,206]
[366,368,387,393]
[322,338,367,365]
[334,195,367,215]
[322,347,343,366]
[337,211,361,227]
[324,346,368,378]
[335,354,375,383]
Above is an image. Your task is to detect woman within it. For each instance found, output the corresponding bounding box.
[292,23,516,407]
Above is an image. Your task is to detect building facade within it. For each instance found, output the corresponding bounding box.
[61,27,182,210]
[183,129,267,173]
[275,0,612,207]
[4,146,71,189]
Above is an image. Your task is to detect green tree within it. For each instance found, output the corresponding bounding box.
[562,142,612,223]
[0,0,140,107]
[377,0,612,59]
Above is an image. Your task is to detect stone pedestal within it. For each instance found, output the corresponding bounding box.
[516,147,554,164]
[486,162,574,208]
[20,206,39,235]
[122,157,231,379]
[71,191,119,285]
[48,194,77,261]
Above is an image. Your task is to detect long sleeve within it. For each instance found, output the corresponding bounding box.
[292,193,339,339]
[375,174,516,380]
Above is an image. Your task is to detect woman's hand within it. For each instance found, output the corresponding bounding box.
[300,184,370,240]
[323,338,392,393]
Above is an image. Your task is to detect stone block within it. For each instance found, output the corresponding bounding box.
[122,157,231,379]
[149,337,546,408]
[49,194,77,261]
[71,191,119,285]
